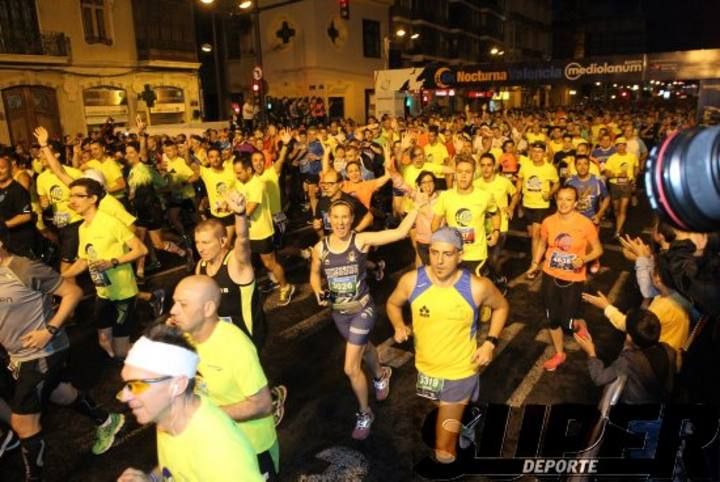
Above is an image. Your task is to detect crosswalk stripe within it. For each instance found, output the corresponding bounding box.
[506,345,556,407]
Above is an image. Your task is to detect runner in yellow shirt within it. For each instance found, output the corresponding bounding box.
[234,155,295,306]
[604,137,638,238]
[63,178,148,360]
[159,140,198,246]
[82,140,126,200]
[198,146,236,241]
[118,324,263,482]
[168,275,280,480]
[474,153,519,287]
[431,156,500,277]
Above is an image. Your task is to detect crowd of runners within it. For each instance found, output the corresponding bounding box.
[0,103,717,481]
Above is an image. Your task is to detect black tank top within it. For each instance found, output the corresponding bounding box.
[198,251,266,348]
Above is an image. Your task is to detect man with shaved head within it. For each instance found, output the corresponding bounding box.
[168,275,280,480]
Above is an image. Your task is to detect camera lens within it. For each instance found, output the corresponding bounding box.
[645,126,720,232]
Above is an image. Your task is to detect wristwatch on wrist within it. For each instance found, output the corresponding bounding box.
[46,325,59,336]
[111,258,119,268]
[485,336,499,347]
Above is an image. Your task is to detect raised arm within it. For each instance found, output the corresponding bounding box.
[357,205,421,249]
[225,191,254,285]
[34,126,75,186]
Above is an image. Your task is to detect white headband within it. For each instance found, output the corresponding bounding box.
[125,336,198,379]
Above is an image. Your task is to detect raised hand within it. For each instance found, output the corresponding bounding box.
[33,126,49,146]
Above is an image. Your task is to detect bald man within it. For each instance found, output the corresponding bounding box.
[167,275,280,480]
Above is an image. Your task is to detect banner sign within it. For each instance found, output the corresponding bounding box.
[375,48,720,93]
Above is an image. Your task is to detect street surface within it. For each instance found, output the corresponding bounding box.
[0,199,653,482]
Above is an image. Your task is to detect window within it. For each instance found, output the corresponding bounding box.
[81,0,110,44]
[362,19,380,58]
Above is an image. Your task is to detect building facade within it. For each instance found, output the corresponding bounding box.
[0,0,201,147]
[504,0,551,61]
[225,0,392,123]
[388,0,506,67]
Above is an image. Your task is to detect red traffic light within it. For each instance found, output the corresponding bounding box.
[339,0,349,19]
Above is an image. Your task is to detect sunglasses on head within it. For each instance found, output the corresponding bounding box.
[116,376,172,400]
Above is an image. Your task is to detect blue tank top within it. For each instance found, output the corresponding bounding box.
[321,232,369,306]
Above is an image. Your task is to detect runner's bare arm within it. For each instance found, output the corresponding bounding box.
[386,271,415,343]
[309,242,326,305]
[220,386,273,421]
[357,208,419,248]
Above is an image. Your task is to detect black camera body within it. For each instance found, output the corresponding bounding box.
[645,126,720,233]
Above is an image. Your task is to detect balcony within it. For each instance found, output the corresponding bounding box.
[0,31,70,63]
[136,38,198,64]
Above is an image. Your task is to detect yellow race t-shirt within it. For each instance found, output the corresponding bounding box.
[86,157,125,198]
[236,175,274,240]
[258,168,281,215]
[526,132,547,144]
[36,167,83,227]
[167,157,196,200]
[156,396,263,482]
[195,320,276,454]
[518,161,559,209]
[424,142,450,165]
[474,175,516,232]
[99,194,136,227]
[200,163,235,218]
[604,152,638,184]
[77,210,138,300]
[432,187,497,262]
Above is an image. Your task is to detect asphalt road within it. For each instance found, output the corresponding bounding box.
[0,199,655,482]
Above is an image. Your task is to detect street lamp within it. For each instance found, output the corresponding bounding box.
[410,33,420,40]
[200,0,214,3]
[395,28,406,38]
[490,47,499,55]
[201,43,213,53]
[238,1,252,9]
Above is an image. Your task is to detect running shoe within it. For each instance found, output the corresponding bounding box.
[542,352,567,372]
[352,409,375,440]
[92,413,125,455]
[270,385,288,426]
[373,366,392,401]
[0,427,19,458]
[278,284,296,306]
[374,260,386,282]
[150,289,166,319]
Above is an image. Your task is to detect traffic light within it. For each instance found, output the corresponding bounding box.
[339,0,349,19]
[252,80,260,95]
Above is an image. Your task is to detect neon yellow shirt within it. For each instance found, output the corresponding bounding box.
[200,163,236,217]
[237,175,274,240]
[195,320,277,454]
[411,268,479,380]
[432,187,497,262]
[77,210,138,300]
[36,167,83,226]
[424,142,450,165]
[156,396,263,482]
[99,195,136,227]
[167,157,196,200]
[258,168,281,215]
[86,157,125,198]
[518,161,559,209]
[604,152,638,184]
[474,175,516,232]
